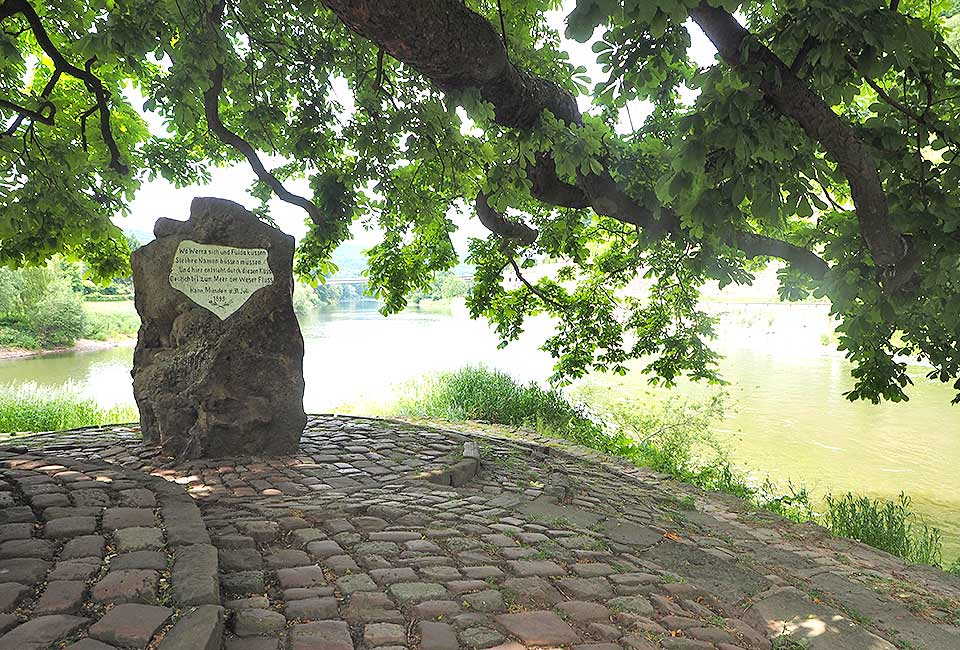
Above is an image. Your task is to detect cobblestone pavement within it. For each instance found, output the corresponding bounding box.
[0,415,957,650]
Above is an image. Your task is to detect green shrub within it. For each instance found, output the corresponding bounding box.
[29,292,87,347]
[0,323,40,350]
[949,559,960,577]
[0,382,138,434]
[823,492,943,566]
[389,365,606,444]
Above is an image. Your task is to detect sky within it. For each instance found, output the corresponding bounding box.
[118,5,720,259]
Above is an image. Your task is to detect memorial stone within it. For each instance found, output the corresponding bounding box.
[131,197,306,458]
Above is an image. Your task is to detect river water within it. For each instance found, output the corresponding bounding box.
[1,300,958,560]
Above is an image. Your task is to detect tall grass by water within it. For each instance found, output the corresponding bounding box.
[0,382,137,434]
[824,492,943,566]
[378,365,956,571]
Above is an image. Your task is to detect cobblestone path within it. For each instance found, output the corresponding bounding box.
[0,415,957,650]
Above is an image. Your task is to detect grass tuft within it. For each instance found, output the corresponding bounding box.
[824,492,943,566]
[0,382,137,435]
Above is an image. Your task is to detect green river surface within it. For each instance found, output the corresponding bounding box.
[1,300,958,562]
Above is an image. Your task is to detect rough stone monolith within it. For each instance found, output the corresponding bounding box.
[131,197,306,458]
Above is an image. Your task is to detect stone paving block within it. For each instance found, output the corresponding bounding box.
[323,554,359,575]
[0,524,32,542]
[461,565,504,580]
[119,489,157,508]
[61,535,105,560]
[49,559,100,581]
[0,614,89,650]
[572,562,617,577]
[221,571,265,595]
[115,527,164,553]
[225,595,271,610]
[324,518,355,534]
[215,534,257,550]
[0,506,37,524]
[506,559,566,576]
[41,507,96,522]
[290,621,354,650]
[172,543,220,606]
[0,558,49,585]
[290,528,324,548]
[102,508,155,530]
[496,610,580,645]
[92,569,159,604]
[356,541,399,557]
[0,582,31,611]
[420,621,459,650]
[306,539,343,559]
[71,489,111,508]
[45,516,97,539]
[0,507,34,524]
[284,596,338,620]
[157,604,223,650]
[33,580,86,614]
[232,608,285,637]
[0,539,56,560]
[364,622,406,647]
[225,638,279,650]
[263,549,310,569]
[745,587,898,650]
[276,565,326,589]
[557,600,611,622]
[27,492,70,510]
[388,582,449,604]
[336,573,378,594]
[341,590,399,621]
[89,603,172,648]
[63,640,118,650]
[658,639,714,649]
[501,577,564,606]
[237,521,278,544]
[608,595,655,615]
[555,577,614,600]
[111,550,167,571]
[461,589,504,612]
[459,625,505,648]
[369,567,417,586]
[283,586,334,601]
[219,548,263,572]
[420,565,461,581]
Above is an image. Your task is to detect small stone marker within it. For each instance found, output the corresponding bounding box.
[131,197,306,458]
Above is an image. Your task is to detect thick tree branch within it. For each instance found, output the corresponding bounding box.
[321,0,828,280]
[688,2,910,287]
[0,0,126,173]
[0,97,54,125]
[475,192,538,246]
[202,2,324,226]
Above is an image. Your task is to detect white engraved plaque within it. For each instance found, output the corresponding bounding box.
[169,240,274,320]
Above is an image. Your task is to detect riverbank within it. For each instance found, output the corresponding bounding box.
[0,337,134,360]
[0,298,139,358]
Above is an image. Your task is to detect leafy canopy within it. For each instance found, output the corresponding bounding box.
[2,0,960,402]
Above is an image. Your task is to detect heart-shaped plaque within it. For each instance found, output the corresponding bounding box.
[169,240,274,319]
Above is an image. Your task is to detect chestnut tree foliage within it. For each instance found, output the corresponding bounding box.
[2,0,960,402]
